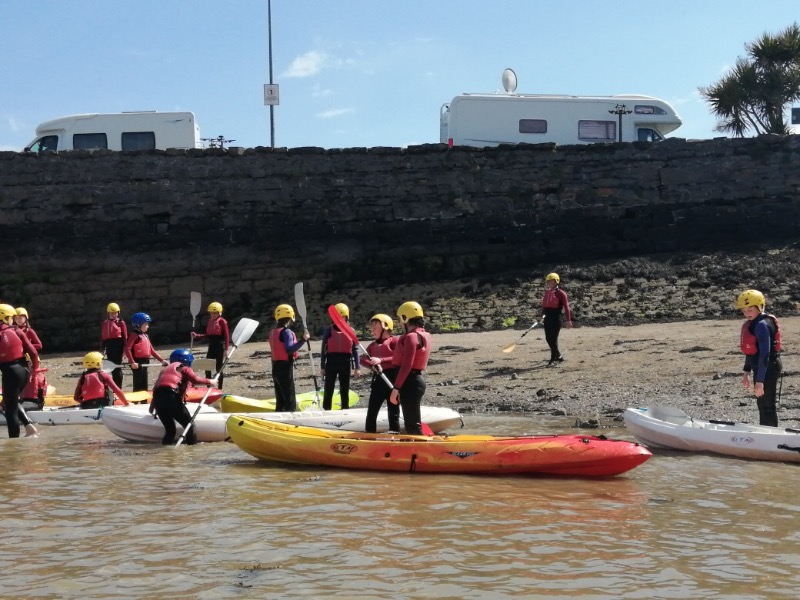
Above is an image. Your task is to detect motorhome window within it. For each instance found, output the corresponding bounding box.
[637,128,664,142]
[578,120,615,141]
[28,135,58,153]
[519,119,547,134]
[634,105,667,115]
[122,131,156,151]
[73,133,108,150]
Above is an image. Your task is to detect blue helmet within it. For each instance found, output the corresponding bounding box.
[169,349,194,366]
[131,312,152,327]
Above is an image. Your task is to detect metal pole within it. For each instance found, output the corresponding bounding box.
[268,0,275,148]
[618,112,623,142]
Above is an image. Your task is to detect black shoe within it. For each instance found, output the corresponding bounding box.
[555,356,564,363]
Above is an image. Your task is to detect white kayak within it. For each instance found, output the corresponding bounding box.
[624,405,800,463]
[1,405,110,426]
[102,404,463,444]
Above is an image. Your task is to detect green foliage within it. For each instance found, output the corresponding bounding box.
[501,316,517,328]
[699,22,800,136]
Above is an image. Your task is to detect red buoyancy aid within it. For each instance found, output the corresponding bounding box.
[270,327,299,362]
[128,332,154,359]
[542,288,565,310]
[0,324,25,363]
[205,316,226,336]
[326,327,353,354]
[78,371,110,401]
[102,318,126,341]
[361,336,396,368]
[154,363,184,390]
[392,329,432,371]
[21,370,47,399]
[740,314,782,356]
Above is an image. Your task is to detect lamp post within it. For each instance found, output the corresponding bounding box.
[264,0,277,148]
[608,103,632,142]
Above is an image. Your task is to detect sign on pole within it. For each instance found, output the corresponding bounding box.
[264,84,280,106]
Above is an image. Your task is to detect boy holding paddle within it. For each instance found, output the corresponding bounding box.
[191,301,230,389]
[321,303,361,410]
[269,304,310,412]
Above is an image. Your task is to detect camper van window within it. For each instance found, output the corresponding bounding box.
[637,128,664,142]
[634,105,667,115]
[28,135,58,153]
[121,132,156,151]
[519,119,547,134]
[73,133,108,150]
[578,120,616,141]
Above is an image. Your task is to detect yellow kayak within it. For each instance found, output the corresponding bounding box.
[220,390,358,413]
[43,390,152,408]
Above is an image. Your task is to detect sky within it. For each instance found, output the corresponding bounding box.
[1,1,799,151]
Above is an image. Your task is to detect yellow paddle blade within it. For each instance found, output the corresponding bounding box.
[501,343,516,353]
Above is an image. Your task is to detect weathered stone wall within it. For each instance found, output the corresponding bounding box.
[1,135,799,351]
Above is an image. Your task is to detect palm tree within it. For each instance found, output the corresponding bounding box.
[699,22,800,136]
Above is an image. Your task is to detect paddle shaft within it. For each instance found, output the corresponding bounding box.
[190,291,202,350]
[294,282,322,406]
[327,305,393,390]
[175,317,259,448]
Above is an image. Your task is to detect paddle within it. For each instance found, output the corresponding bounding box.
[175,317,259,447]
[189,291,202,350]
[501,321,539,353]
[102,359,161,372]
[192,358,217,372]
[294,282,321,408]
[326,305,393,390]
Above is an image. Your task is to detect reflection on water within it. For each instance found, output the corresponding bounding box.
[1,415,799,599]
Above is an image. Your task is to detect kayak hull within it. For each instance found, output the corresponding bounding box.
[101,405,462,443]
[624,406,800,463]
[227,416,652,477]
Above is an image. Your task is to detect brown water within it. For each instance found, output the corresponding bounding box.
[1,415,799,599]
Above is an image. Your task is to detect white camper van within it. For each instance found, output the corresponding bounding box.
[440,93,682,147]
[25,111,202,153]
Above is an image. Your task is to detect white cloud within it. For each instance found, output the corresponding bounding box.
[4,116,22,132]
[283,51,329,78]
[312,85,333,98]
[316,108,354,119]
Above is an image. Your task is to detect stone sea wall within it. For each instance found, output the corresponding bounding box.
[1,135,799,351]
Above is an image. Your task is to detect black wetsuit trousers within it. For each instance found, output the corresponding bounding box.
[757,357,782,427]
[365,368,399,433]
[103,338,125,388]
[543,310,562,361]
[1,360,31,438]
[272,360,296,412]
[206,336,225,389]
[323,353,352,410]
[398,371,426,435]
[152,387,196,445]
[131,358,150,392]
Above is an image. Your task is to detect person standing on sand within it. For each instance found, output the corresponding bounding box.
[540,272,573,366]
[269,304,309,412]
[191,301,230,389]
[361,313,400,433]
[736,289,782,427]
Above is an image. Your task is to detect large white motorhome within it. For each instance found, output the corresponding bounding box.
[25,111,202,153]
[440,92,682,147]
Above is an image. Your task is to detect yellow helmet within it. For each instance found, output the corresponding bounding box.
[546,273,560,284]
[208,301,223,314]
[0,304,17,321]
[274,304,295,321]
[397,301,424,323]
[334,303,350,318]
[736,289,765,311]
[107,302,120,313]
[370,313,394,331]
[83,351,104,370]
[15,307,28,318]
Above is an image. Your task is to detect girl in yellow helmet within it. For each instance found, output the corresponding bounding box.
[321,303,361,410]
[13,308,42,352]
[0,303,40,438]
[101,302,127,388]
[541,272,573,366]
[191,301,230,389]
[360,313,400,432]
[269,304,310,412]
[389,301,432,435]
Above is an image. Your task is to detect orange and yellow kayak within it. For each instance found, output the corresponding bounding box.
[226,416,651,477]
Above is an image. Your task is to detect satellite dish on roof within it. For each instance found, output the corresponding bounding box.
[501,68,518,94]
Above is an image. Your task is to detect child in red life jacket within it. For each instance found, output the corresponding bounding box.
[149,349,217,445]
[125,312,167,392]
[736,289,783,427]
[361,313,400,433]
[269,304,309,412]
[13,307,42,352]
[0,303,40,438]
[101,302,128,388]
[20,367,48,411]
[321,303,361,410]
[191,301,230,389]
[389,301,432,435]
[74,352,129,409]
[540,272,573,366]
